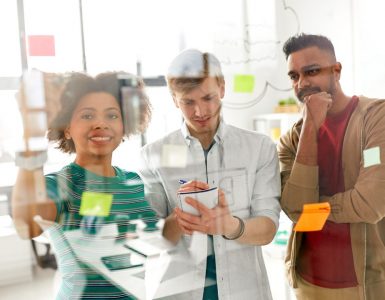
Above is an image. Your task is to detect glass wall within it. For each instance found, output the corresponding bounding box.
[3,1,385,300]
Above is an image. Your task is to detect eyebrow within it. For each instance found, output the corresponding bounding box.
[179,92,216,102]
[202,93,216,99]
[302,64,321,72]
[287,64,321,76]
[76,107,120,113]
[180,97,194,102]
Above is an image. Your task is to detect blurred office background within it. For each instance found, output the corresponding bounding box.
[1,0,384,299]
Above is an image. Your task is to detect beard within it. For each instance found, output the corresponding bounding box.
[297,77,337,103]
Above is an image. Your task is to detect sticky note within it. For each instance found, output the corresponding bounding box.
[80,191,113,217]
[363,146,381,168]
[233,74,255,93]
[28,35,56,56]
[161,144,187,168]
[294,202,330,232]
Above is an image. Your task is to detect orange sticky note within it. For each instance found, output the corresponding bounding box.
[294,202,331,232]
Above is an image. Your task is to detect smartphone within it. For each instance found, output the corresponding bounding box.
[101,252,144,271]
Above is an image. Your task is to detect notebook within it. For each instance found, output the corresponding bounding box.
[178,187,218,216]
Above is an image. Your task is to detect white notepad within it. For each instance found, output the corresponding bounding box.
[178,187,218,216]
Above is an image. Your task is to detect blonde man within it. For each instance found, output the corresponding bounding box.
[140,49,281,299]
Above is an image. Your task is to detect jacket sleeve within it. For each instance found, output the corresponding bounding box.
[278,122,320,222]
[328,101,385,224]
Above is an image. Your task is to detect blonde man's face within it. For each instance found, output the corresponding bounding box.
[173,77,224,139]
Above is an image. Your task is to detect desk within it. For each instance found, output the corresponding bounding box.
[64,227,209,300]
[0,215,33,286]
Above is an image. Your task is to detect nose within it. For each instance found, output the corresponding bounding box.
[194,103,204,117]
[93,117,109,129]
[297,74,311,89]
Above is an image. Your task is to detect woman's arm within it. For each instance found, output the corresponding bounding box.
[12,153,57,239]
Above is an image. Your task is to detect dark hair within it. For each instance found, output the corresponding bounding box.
[167,49,224,94]
[47,72,151,153]
[282,33,336,60]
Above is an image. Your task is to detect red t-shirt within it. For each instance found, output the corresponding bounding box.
[297,96,359,288]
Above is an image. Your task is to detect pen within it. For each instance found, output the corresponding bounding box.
[179,179,187,184]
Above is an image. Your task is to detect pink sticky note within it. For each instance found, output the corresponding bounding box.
[28,35,56,56]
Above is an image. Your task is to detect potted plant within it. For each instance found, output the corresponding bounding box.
[274,97,300,113]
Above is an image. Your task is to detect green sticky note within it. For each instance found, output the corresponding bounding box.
[363,146,381,168]
[80,191,113,217]
[233,74,255,93]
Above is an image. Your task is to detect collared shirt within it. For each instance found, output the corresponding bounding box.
[140,120,281,300]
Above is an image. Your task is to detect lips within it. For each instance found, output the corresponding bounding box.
[194,117,210,126]
[89,136,112,142]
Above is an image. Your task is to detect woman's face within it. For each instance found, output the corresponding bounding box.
[65,92,124,161]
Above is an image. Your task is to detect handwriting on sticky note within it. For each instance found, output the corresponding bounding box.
[233,74,254,93]
[363,146,381,168]
[79,191,113,217]
[294,202,331,232]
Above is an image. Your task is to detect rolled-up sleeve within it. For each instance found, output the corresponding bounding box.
[278,125,319,222]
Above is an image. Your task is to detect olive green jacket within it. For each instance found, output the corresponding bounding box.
[278,96,385,299]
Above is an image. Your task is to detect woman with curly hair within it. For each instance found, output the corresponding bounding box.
[12,71,157,299]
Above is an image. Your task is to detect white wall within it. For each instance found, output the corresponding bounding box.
[352,0,385,98]
[221,0,294,130]
[221,0,385,130]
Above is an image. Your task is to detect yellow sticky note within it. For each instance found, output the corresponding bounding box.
[79,191,113,217]
[363,146,381,168]
[233,74,254,93]
[294,202,330,232]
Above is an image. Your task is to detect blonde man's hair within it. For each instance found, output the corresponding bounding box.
[167,49,224,95]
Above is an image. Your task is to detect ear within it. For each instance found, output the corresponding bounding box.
[219,82,225,99]
[334,62,342,80]
[64,127,71,140]
[172,93,180,108]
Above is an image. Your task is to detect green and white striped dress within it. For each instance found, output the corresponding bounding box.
[45,162,157,300]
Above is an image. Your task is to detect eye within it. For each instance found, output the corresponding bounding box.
[305,67,321,76]
[182,100,194,106]
[289,73,299,81]
[81,113,93,120]
[203,96,214,102]
[107,113,120,120]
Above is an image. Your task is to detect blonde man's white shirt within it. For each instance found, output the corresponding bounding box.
[139,120,281,300]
